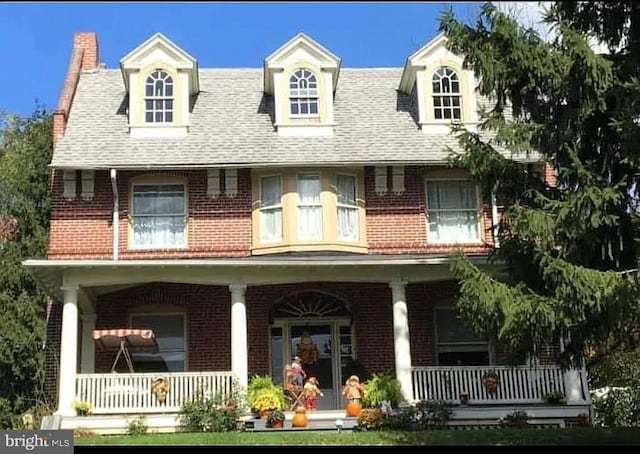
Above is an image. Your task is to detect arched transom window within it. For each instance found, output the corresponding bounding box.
[145,70,174,123]
[432,67,461,121]
[289,69,318,116]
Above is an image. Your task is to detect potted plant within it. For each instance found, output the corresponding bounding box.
[251,390,284,419]
[72,398,93,416]
[247,375,285,416]
[542,390,566,404]
[266,409,285,428]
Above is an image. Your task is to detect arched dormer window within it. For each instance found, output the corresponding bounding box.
[432,67,461,121]
[289,69,318,116]
[145,70,174,123]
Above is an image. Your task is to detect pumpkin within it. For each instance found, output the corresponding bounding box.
[346,399,362,417]
[292,405,308,427]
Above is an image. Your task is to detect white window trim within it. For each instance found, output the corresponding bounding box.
[259,174,283,243]
[431,67,463,123]
[129,179,188,250]
[433,306,493,366]
[129,309,188,372]
[289,68,320,118]
[144,69,174,124]
[425,178,483,245]
[336,172,359,241]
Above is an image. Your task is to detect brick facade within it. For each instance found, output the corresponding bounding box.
[48,165,493,259]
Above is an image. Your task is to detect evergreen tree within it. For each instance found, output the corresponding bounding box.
[0,106,52,427]
[438,2,640,369]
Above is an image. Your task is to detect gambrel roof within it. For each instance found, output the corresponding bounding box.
[51,67,536,169]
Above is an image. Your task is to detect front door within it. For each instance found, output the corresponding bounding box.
[290,324,334,410]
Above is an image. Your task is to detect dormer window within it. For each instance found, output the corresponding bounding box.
[145,70,174,123]
[432,67,461,121]
[289,69,319,116]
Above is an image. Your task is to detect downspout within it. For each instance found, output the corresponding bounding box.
[490,182,500,249]
[110,169,119,260]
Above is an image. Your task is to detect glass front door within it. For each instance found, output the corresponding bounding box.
[290,325,334,410]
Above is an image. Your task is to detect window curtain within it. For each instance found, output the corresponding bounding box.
[133,185,185,248]
[427,181,479,242]
[297,175,322,240]
[337,175,358,240]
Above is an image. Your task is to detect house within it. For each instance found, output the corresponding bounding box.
[25,31,591,433]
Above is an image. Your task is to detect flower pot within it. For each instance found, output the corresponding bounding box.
[269,420,284,429]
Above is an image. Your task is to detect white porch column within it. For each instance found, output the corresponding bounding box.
[230,284,248,390]
[559,333,586,403]
[564,368,586,403]
[57,286,79,416]
[80,313,96,373]
[389,281,413,403]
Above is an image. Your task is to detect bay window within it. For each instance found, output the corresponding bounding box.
[297,174,322,240]
[337,174,358,241]
[260,175,283,242]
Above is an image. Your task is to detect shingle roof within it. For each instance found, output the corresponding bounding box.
[51,68,539,169]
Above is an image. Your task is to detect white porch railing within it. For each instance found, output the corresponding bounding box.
[412,365,569,404]
[75,372,236,414]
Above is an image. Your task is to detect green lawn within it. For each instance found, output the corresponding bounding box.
[75,427,640,445]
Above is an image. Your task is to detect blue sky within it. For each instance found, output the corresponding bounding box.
[0,2,484,117]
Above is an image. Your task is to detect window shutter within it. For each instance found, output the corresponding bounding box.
[80,170,95,201]
[63,170,77,201]
[374,166,387,195]
[207,169,221,198]
[225,169,238,197]
[391,166,405,194]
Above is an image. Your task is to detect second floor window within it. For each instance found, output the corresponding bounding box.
[289,69,318,116]
[145,70,174,123]
[337,174,358,241]
[426,180,480,243]
[297,174,322,240]
[132,183,185,249]
[432,67,461,121]
[260,176,283,242]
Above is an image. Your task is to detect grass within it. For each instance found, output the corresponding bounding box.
[74,427,640,445]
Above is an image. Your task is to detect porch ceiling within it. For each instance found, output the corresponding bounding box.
[23,254,504,302]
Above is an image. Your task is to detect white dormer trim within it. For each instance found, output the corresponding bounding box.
[120,33,199,94]
[264,33,341,137]
[120,33,199,138]
[264,32,341,95]
[399,33,479,133]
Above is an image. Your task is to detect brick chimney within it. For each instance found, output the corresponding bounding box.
[52,32,100,148]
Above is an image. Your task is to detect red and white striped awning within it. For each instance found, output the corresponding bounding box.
[92,328,157,350]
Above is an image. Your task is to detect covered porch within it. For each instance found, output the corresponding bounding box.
[25,255,591,430]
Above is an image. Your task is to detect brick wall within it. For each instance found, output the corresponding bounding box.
[94,283,231,372]
[48,166,494,259]
[48,168,253,259]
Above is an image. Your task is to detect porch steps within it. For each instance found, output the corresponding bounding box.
[243,411,358,432]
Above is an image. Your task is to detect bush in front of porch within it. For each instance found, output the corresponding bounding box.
[178,383,246,432]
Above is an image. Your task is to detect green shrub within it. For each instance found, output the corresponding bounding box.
[356,407,386,431]
[501,410,530,428]
[362,373,403,408]
[127,415,148,435]
[179,385,245,432]
[593,386,640,427]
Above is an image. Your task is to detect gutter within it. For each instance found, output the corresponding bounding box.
[110,169,119,260]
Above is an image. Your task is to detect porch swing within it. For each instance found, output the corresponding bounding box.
[92,328,158,373]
